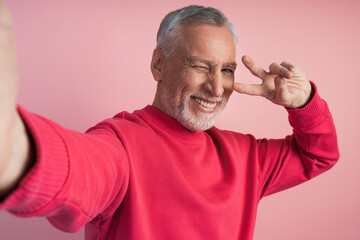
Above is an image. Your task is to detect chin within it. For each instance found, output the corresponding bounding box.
[177,108,220,132]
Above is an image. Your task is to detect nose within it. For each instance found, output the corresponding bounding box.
[205,71,224,97]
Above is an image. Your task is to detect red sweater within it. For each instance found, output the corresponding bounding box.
[0,88,339,240]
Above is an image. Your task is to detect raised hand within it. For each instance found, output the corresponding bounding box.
[0,0,17,116]
[233,55,312,109]
[0,0,31,196]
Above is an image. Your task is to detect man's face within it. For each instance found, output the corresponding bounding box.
[153,23,237,131]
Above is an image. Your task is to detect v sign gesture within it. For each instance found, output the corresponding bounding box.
[233,55,312,109]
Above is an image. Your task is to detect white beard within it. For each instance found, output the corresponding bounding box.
[161,89,227,132]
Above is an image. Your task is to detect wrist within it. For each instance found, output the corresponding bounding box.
[286,82,326,129]
[0,113,33,198]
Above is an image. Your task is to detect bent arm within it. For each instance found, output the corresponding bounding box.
[233,56,339,197]
[257,85,340,198]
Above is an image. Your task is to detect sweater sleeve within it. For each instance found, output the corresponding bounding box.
[0,107,130,233]
[257,83,340,198]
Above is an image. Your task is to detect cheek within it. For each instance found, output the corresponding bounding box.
[221,83,233,102]
[225,89,233,100]
[178,71,205,92]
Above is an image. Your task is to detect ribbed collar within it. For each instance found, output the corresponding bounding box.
[135,105,207,142]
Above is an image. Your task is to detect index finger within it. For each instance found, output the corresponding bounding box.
[241,55,267,80]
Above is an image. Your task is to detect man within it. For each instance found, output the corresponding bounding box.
[0,3,339,240]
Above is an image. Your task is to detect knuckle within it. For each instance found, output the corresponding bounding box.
[269,62,278,70]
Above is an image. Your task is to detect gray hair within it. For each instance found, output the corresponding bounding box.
[156,5,238,59]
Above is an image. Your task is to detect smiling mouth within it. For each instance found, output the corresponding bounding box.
[191,96,220,109]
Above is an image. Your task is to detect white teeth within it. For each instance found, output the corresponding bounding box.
[193,97,217,108]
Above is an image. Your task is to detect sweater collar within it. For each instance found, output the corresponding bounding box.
[136,105,207,141]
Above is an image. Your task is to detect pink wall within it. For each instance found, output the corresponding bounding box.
[1,0,359,239]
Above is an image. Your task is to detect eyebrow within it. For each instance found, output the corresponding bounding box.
[188,56,237,69]
[223,62,237,69]
[188,56,212,67]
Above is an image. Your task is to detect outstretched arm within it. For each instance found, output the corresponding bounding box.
[0,0,32,197]
[233,55,312,108]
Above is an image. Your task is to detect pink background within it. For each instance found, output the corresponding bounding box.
[1,0,359,239]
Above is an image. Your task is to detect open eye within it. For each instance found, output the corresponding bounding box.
[222,68,234,74]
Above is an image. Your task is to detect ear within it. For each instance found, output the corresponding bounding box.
[150,48,165,82]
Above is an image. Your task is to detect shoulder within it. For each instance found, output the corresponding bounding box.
[86,108,154,138]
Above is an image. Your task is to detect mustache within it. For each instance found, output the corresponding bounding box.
[190,92,223,103]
